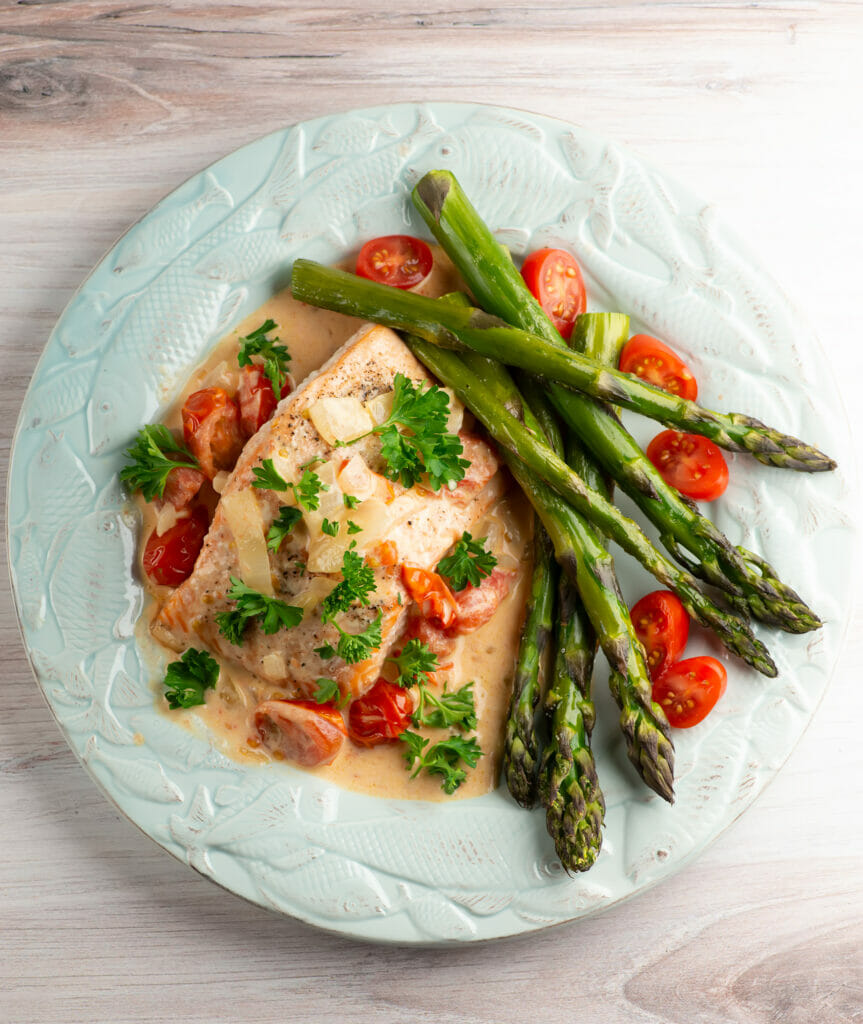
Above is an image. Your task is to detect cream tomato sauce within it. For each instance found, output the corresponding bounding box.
[139,249,533,801]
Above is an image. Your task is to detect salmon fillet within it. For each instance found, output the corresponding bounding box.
[153,323,502,698]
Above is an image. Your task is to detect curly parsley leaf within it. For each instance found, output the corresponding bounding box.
[334,612,382,665]
[120,424,199,501]
[215,576,303,645]
[412,681,477,732]
[252,458,289,492]
[321,547,376,622]
[163,648,219,709]
[314,642,336,660]
[267,506,303,552]
[343,493,361,510]
[346,520,362,535]
[437,532,498,591]
[372,374,470,491]
[313,677,350,708]
[252,459,326,512]
[400,731,483,795]
[389,638,438,688]
[237,318,291,397]
[321,517,339,537]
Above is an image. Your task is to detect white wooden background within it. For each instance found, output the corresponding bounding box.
[2,3,862,1022]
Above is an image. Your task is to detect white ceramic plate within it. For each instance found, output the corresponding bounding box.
[8,102,854,943]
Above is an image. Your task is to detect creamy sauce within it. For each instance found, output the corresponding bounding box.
[139,249,533,801]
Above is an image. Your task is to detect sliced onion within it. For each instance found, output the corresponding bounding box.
[337,454,395,504]
[211,470,230,495]
[293,575,337,613]
[308,396,374,445]
[221,488,273,595]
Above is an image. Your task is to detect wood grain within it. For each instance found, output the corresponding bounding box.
[2,2,863,1022]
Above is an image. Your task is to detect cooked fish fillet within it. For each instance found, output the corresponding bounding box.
[153,323,502,698]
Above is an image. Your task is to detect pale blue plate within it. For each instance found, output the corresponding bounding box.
[7,103,855,943]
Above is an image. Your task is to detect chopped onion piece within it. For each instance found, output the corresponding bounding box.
[308,396,374,445]
[364,390,394,426]
[306,518,352,573]
[154,503,181,537]
[261,652,288,681]
[314,459,344,518]
[211,470,230,495]
[337,454,395,504]
[442,387,464,434]
[221,488,273,596]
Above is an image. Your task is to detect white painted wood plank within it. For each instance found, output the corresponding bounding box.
[2,2,862,1021]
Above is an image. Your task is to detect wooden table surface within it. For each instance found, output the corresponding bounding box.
[3,3,862,1022]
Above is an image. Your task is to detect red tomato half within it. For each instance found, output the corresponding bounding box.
[653,656,727,728]
[356,235,433,289]
[237,366,293,438]
[447,568,515,636]
[646,430,729,501]
[143,504,209,587]
[520,247,586,340]
[619,334,698,400]
[401,566,459,630]
[182,387,245,480]
[253,699,347,767]
[630,590,690,680]
[348,679,414,748]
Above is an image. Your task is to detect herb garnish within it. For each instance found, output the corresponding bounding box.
[411,681,477,732]
[252,458,327,511]
[266,506,303,552]
[314,642,336,660]
[321,517,339,537]
[120,424,199,501]
[437,532,497,591]
[312,677,350,708]
[162,648,219,709]
[389,638,439,688]
[400,731,483,795]
[215,576,303,645]
[321,546,377,621]
[237,319,291,397]
[343,493,361,510]
[332,612,383,665]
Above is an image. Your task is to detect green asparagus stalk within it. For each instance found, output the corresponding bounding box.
[290,263,834,474]
[503,523,557,807]
[452,349,674,801]
[539,572,605,870]
[410,169,822,632]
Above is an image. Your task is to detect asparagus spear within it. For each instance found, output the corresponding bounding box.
[412,169,822,632]
[289,262,834,473]
[453,349,674,802]
[503,523,557,808]
[539,571,606,870]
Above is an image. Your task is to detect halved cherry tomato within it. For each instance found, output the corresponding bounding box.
[630,590,690,680]
[619,334,698,400]
[520,247,586,340]
[646,430,729,501]
[401,566,458,629]
[447,568,515,636]
[237,365,277,437]
[142,504,209,586]
[253,699,346,767]
[652,656,727,728]
[181,387,245,479]
[237,365,293,438]
[161,465,206,511]
[348,679,414,748]
[356,235,433,289]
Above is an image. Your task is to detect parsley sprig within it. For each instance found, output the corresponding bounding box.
[252,458,327,511]
[389,638,439,688]
[321,546,377,621]
[163,648,219,709]
[437,532,497,591]
[332,612,383,665]
[356,374,469,491]
[411,681,477,732]
[215,576,303,645]
[120,424,200,501]
[266,506,303,552]
[400,732,483,795]
[237,319,291,397]
[312,677,350,709]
